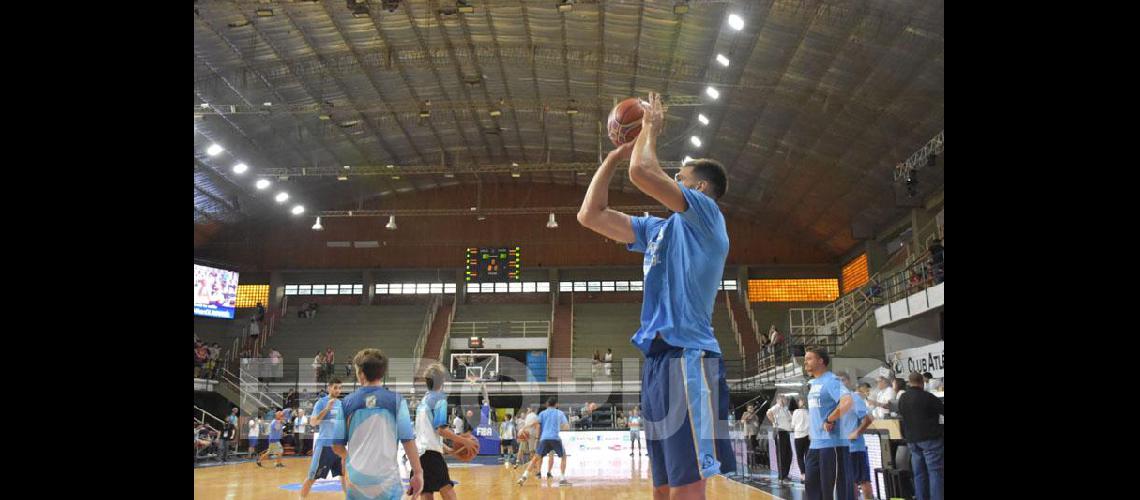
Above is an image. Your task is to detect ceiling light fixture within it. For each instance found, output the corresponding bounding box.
[546,213,559,229]
[698,113,709,125]
[716,53,730,66]
[385,215,397,230]
[275,192,289,203]
[206,143,224,156]
[683,155,694,164]
[291,205,305,215]
[456,1,475,14]
[232,163,248,174]
[557,0,574,13]
[728,14,745,31]
[705,86,720,100]
[337,176,348,181]
[255,179,271,190]
[256,8,274,17]
[312,217,324,231]
[690,136,702,148]
[673,2,690,15]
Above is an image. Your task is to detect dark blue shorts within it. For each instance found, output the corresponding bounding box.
[536,439,565,458]
[308,445,343,480]
[642,337,737,488]
[849,450,871,484]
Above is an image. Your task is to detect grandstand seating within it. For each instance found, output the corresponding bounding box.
[266,304,430,382]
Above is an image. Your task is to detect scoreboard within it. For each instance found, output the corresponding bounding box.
[465,247,521,283]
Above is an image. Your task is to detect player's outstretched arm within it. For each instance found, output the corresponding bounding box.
[577,142,636,244]
[629,91,687,213]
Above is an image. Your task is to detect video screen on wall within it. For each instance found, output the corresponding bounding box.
[194,264,239,319]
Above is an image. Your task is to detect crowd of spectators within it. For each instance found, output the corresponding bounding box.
[193,337,225,379]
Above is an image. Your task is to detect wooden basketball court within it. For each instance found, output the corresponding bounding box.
[193,456,779,499]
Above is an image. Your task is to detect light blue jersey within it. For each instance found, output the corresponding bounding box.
[846,393,869,452]
[311,396,345,447]
[337,386,415,500]
[627,184,729,355]
[808,371,850,449]
[538,407,568,442]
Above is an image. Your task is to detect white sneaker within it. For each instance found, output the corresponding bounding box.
[517,475,527,486]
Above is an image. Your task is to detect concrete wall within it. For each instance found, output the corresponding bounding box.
[882,312,941,355]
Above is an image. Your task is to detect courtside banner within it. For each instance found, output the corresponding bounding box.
[888,341,944,378]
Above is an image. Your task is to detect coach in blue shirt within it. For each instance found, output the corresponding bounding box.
[804,348,855,500]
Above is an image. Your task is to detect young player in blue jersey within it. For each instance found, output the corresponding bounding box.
[517,396,571,487]
[577,91,735,499]
[301,378,346,497]
[844,379,875,500]
[332,349,423,500]
[804,348,855,500]
[256,409,290,468]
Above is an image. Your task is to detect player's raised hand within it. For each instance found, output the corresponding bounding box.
[641,92,666,134]
[607,142,635,161]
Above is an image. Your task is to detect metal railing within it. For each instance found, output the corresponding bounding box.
[448,320,552,338]
[724,290,745,360]
[194,405,226,429]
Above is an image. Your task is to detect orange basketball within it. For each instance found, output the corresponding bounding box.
[608,97,644,146]
[449,436,479,462]
[517,430,530,441]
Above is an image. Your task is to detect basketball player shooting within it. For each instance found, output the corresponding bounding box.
[577,91,736,500]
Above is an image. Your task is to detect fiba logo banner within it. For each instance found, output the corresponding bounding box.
[475,425,495,438]
[888,341,944,378]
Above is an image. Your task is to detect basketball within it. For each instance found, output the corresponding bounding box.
[517,429,529,441]
[454,443,478,462]
[608,97,644,146]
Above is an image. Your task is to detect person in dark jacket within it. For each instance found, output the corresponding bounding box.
[898,372,944,500]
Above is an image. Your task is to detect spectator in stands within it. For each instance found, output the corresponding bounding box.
[604,348,614,376]
[769,326,784,358]
[313,351,325,382]
[929,239,944,284]
[898,372,944,500]
[789,397,810,484]
[194,342,209,378]
[767,395,793,484]
[863,278,883,303]
[219,420,236,462]
[248,316,260,340]
[197,421,221,458]
[298,302,308,318]
[269,348,281,365]
[615,411,626,429]
[740,404,760,468]
[908,268,923,294]
[591,350,601,377]
[307,302,319,319]
[324,348,335,380]
[869,377,895,419]
[757,327,771,357]
[285,388,298,409]
[255,301,266,322]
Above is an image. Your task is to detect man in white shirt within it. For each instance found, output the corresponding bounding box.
[604,349,614,376]
[517,408,539,469]
[248,416,261,455]
[293,409,309,455]
[452,412,464,436]
[869,377,895,419]
[766,396,794,484]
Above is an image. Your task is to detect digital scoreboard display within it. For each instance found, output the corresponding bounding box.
[465,247,521,283]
